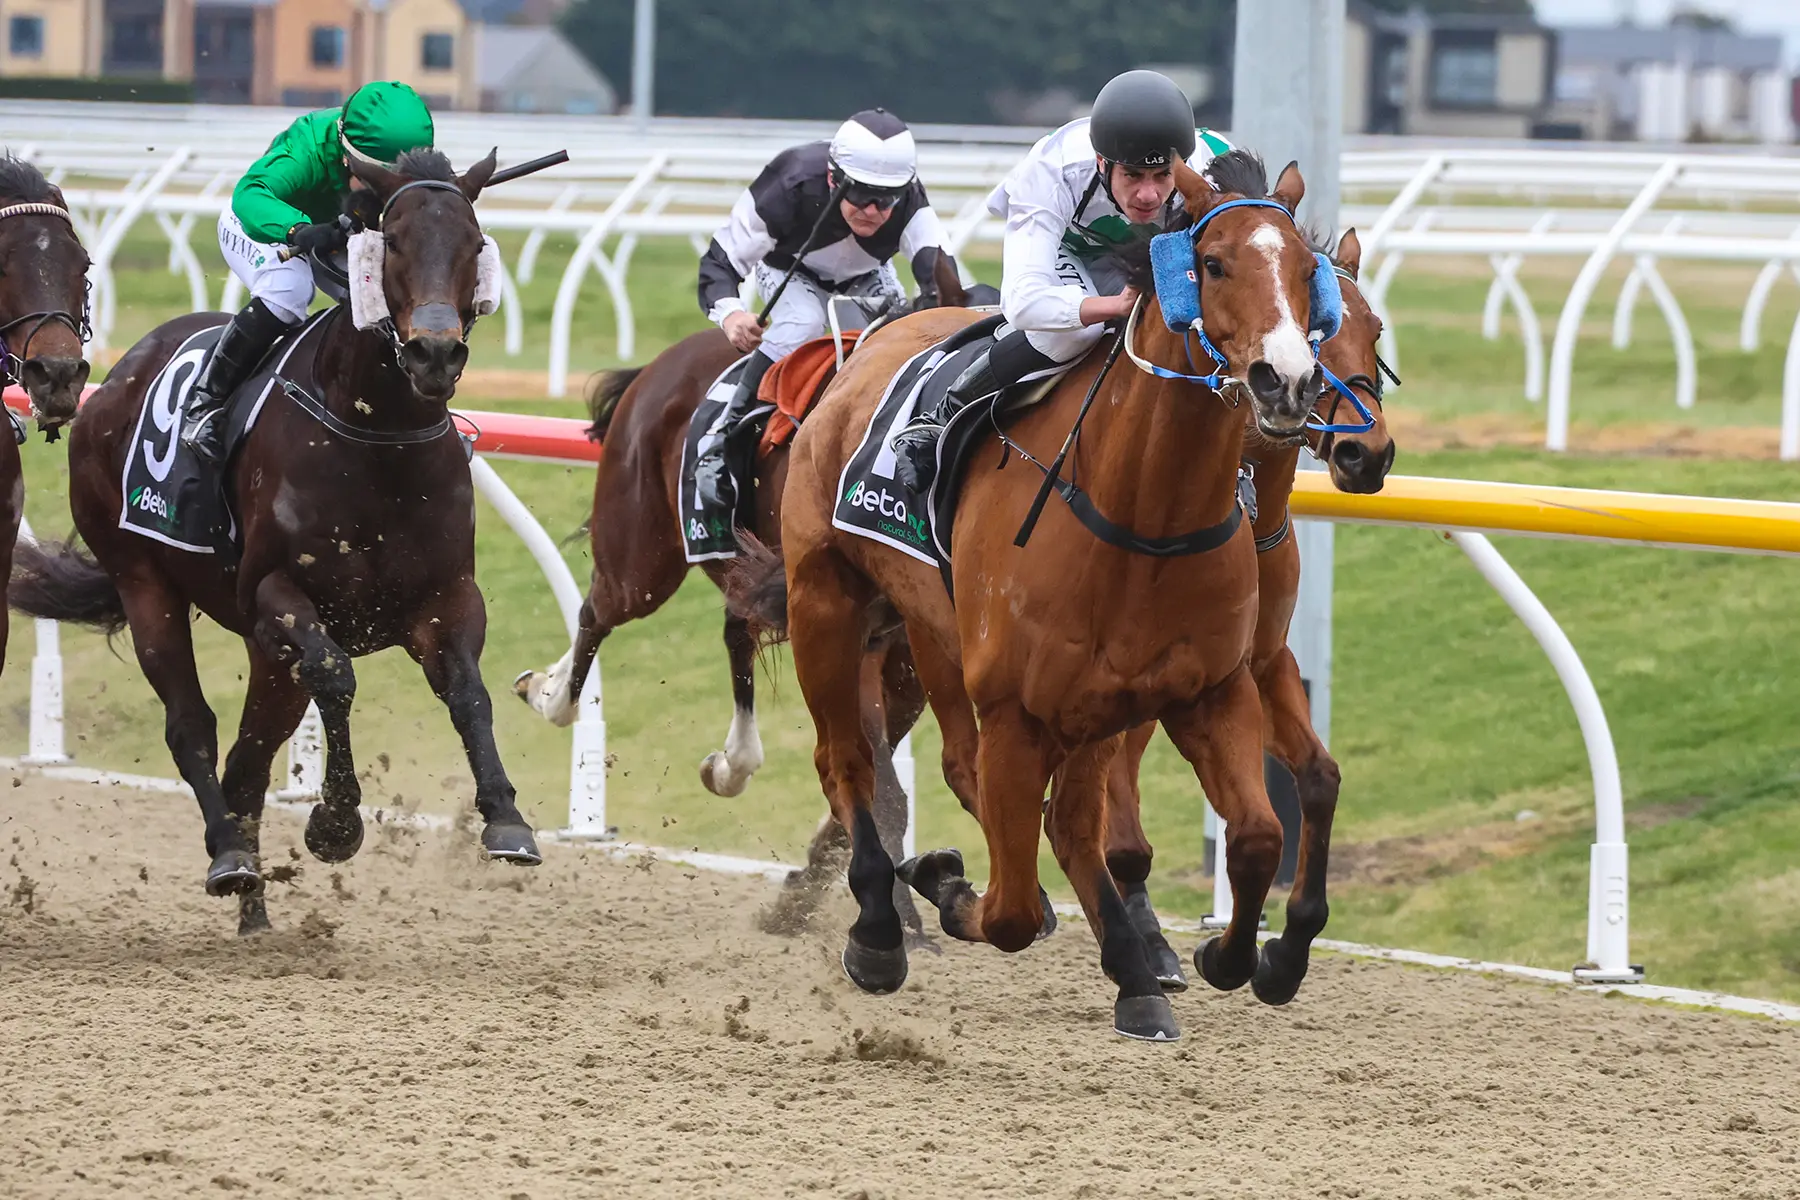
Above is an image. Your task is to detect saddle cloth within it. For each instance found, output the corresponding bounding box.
[119,311,327,554]
[831,314,1070,580]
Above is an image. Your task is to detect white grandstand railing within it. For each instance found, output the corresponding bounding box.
[9,102,1800,440]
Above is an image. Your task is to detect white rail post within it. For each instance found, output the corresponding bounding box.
[1545,157,1681,452]
[16,517,69,765]
[466,455,609,836]
[1448,532,1639,984]
[278,705,324,799]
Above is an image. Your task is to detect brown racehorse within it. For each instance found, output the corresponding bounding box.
[769,228,1397,977]
[10,150,540,934]
[513,251,992,802]
[0,157,93,675]
[732,152,1325,1040]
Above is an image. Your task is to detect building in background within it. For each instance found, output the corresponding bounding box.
[475,22,612,114]
[1551,20,1792,144]
[1342,1,1555,138]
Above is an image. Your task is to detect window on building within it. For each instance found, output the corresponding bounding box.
[8,15,44,58]
[1430,31,1499,108]
[421,32,454,71]
[311,26,345,69]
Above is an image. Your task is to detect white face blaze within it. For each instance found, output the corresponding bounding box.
[1249,221,1315,386]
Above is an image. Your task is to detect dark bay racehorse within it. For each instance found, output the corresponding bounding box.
[513,252,994,805]
[0,156,93,675]
[10,150,539,933]
[733,153,1325,1040]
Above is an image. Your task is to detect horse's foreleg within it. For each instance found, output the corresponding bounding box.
[1101,722,1185,989]
[900,699,1052,953]
[1161,667,1284,996]
[788,547,906,994]
[1046,738,1179,1041]
[118,572,252,895]
[700,610,764,797]
[252,571,365,864]
[1250,648,1339,1005]
[219,642,311,934]
[405,578,541,865]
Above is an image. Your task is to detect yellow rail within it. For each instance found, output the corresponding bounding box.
[1289,473,1800,557]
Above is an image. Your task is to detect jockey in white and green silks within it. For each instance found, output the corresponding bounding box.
[891,69,1232,491]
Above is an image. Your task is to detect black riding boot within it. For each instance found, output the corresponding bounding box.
[179,298,295,466]
[891,329,1056,493]
[694,349,774,512]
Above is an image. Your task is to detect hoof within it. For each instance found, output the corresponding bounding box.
[841,935,908,995]
[482,822,542,865]
[1113,994,1181,1042]
[1149,938,1190,993]
[1250,939,1308,1006]
[205,849,260,897]
[698,751,749,798]
[1196,936,1255,992]
[237,895,271,936]
[305,803,365,863]
[895,848,964,905]
[1036,886,1058,941]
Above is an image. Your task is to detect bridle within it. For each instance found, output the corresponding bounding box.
[0,201,92,389]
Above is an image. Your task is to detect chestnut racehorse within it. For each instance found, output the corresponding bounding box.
[10,150,541,934]
[0,156,92,676]
[732,151,1326,1040]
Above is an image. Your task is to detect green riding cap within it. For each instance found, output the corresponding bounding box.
[230,81,436,245]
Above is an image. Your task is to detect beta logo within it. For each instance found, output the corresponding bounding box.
[129,484,176,524]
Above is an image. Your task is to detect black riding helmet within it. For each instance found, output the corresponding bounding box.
[1089,70,1197,169]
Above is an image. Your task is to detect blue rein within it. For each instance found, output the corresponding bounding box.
[1142,196,1376,435]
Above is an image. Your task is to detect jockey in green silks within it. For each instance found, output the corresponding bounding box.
[180,80,436,464]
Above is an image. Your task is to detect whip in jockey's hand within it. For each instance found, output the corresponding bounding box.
[890,70,1232,493]
[180,81,436,466]
[689,108,967,514]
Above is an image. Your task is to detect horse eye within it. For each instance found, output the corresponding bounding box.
[1202,256,1223,280]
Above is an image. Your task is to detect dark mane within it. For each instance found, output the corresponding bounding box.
[1201,148,1270,200]
[394,148,456,182]
[0,154,58,204]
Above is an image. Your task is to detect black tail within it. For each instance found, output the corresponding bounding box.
[723,532,789,647]
[583,367,643,443]
[10,537,127,635]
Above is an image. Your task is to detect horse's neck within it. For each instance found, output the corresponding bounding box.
[1241,436,1300,538]
[1076,321,1244,536]
[312,310,440,434]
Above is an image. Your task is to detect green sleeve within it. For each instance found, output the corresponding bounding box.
[230,110,344,244]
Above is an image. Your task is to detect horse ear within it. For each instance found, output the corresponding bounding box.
[1273,160,1306,215]
[459,148,499,205]
[1174,159,1221,217]
[1335,227,1362,279]
[349,156,406,200]
[932,249,966,308]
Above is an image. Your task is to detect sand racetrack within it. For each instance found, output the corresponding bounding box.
[1,772,1796,1199]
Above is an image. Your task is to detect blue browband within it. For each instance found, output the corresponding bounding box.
[1142,196,1374,435]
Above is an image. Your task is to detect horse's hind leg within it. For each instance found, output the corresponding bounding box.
[1249,648,1339,1005]
[219,642,311,934]
[115,571,256,894]
[407,577,541,864]
[1104,722,1186,990]
[699,610,764,796]
[787,547,906,994]
[1046,738,1179,1041]
[1161,668,1284,994]
[251,572,365,863]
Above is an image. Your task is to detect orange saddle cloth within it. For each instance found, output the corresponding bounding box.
[757,332,862,455]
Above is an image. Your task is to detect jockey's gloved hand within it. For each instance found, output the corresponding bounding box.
[288,219,349,256]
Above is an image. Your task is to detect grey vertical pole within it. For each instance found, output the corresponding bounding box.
[631,0,656,135]
[1221,0,1345,887]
